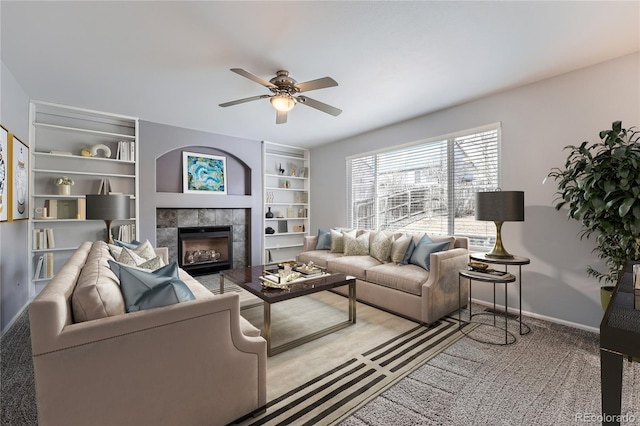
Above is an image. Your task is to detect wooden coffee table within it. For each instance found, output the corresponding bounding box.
[220,265,356,356]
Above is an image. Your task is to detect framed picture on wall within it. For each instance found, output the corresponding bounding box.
[182,151,227,195]
[0,125,8,222]
[8,133,29,221]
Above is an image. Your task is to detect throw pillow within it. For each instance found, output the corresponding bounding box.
[115,243,165,271]
[344,231,370,256]
[400,238,417,265]
[109,261,194,312]
[390,234,412,264]
[409,234,449,271]
[315,229,332,250]
[109,259,179,281]
[370,232,393,262]
[330,229,345,253]
[115,239,141,249]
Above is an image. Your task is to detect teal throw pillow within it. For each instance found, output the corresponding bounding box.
[315,229,332,250]
[409,235,449,271]
[399,239,416,265]
[115,239,141,249]
[108,261,194,312]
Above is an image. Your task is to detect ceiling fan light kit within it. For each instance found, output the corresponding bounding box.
[270,95,295,112]
[220,68,341,124]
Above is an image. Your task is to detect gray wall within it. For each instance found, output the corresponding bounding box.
[310,52,640,331]
[138,121,263,266]
[0,61,31,333]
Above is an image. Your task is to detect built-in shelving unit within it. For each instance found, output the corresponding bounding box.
[262,141,310,263]
[29,101,139,293]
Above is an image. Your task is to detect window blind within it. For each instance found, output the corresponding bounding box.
[348,125,500,248]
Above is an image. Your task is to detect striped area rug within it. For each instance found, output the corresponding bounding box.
[237,317,476,426]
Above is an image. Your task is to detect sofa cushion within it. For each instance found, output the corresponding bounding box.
[344,231,370,256]
[370,231,393,263]
[400,238,416,265]
[327,255,381,281]
[114,239,141,249]
[113,261,195,312]
[390,234,412,264]
[297,250,343,268]
[72,241,125,323]
[365,263,429,296]
[330,229,345,253]
[315,229,331,250]
[409,235,450,271]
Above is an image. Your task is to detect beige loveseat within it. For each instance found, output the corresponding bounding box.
[297,229,469,325]
[29,241,266,426]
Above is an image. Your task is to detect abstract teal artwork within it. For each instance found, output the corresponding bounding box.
[182,151,227,194]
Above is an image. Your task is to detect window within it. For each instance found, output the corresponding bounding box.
[347,124,500,249]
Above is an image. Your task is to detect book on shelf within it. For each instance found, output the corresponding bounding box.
[42,252,54,279]
[33,228,55,249]
[34,255,44,279]
[116,141,135,162]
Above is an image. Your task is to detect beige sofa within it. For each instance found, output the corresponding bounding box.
[297,229,469,325]
[29,241,266,426]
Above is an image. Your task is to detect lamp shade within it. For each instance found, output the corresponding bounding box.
[270,95,295,112]
[475,191,524,222]
[86,194,130,220]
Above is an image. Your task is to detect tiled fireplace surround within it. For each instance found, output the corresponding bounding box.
[156,208,249,270]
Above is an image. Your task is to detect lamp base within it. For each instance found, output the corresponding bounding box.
[105,219,114,244]
[486,221,514,259]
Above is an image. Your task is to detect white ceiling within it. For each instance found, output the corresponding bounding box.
[2,1,639,148]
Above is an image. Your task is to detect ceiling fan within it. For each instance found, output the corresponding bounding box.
[219,68,342,124]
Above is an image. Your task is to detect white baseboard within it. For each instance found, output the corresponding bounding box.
[470,298,600,334]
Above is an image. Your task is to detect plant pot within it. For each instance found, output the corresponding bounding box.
[58,184,71,196]
[600,286,615,311]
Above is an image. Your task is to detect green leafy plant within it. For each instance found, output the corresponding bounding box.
[54,176,74,186]
[548,121,640,283]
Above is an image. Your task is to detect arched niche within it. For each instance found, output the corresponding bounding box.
[156,146,251,195]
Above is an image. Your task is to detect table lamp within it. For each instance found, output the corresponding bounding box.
[475,190,524,259]
[85,194,130,243]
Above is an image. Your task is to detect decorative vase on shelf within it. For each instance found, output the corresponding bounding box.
[59,184,71,196]
[265,207,274,218]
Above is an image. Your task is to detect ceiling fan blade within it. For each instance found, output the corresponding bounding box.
[276,110,288,124]
[219,94,269,107]
[230,68,277,89]
[295,77,338,93]
[296,96,342,116]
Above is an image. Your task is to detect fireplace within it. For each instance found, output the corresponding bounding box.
[178,226,233,276]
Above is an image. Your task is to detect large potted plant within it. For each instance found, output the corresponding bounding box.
[548,121,640,307]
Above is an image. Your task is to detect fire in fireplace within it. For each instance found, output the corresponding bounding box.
[177,226,233,276]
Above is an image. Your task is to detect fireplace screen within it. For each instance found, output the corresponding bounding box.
[178,226,233,275]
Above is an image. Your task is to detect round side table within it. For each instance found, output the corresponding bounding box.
[459,269,517,345]
[470,253,531,336]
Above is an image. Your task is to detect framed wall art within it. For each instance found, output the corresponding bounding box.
[182,151,227,195]
[8,133,29,221]
[0,125,8,222]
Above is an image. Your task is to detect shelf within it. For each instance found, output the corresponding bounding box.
[33,122,135,140]
[265,174,308,180]
[33,194,136,199]
[33,152,135,164]
[263,142,311,264]
[32,247,79,253]
[266,202,309,206]
[265,152,306,161]
[265,244,304,250]
[30,101,139,290]
[265,187,307,191]
[33,169,135,179]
